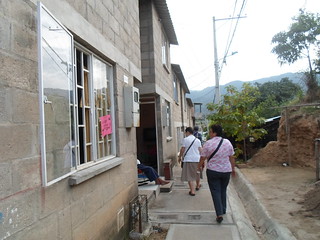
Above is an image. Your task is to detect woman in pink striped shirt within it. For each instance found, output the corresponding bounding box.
[198,124,235,223]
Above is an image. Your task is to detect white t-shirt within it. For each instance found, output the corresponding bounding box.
[182,135,201,162]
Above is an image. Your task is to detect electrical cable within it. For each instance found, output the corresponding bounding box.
[220,0,248,75]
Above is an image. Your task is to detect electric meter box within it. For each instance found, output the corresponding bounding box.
[124,86,140,128]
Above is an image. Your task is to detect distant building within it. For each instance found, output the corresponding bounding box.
[136,0,193,173]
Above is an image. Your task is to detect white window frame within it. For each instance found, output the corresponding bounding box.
[74,44,116,171]
[173,75,179,103]
[38,2,75,186]
[166,101,172,137]
[161,32,170,69]
[38,2,116,186]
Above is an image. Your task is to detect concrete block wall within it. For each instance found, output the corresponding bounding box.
[137,0,178,173]
[139,0,156,85]
[0,0,141,239]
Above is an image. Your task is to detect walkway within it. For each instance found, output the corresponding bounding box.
[147,165,260,240]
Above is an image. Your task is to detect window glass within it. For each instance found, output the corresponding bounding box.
[92,56,115,159]
[38,3,116,186]
[162,34,169,67]
[38,3,74,184]
[75,50,92,164]
[173,75,178,103]
[166,101,172,137]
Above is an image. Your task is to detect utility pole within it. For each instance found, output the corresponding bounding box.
[213,16,220,105]
[213,16,246,104]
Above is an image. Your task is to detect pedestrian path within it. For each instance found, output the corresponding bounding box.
[148,165,259,240]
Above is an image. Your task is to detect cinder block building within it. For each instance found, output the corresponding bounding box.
[0,0,194,239]
[136,0,194,174]
[0,0,141,239]
[171,64,194,157]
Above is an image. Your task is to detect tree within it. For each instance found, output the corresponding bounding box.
[254,78,303,118]
[271,10,320,102]
[207,83,267,161]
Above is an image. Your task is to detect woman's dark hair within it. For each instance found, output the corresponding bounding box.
[185,127,193,134]
[210,124,222,136]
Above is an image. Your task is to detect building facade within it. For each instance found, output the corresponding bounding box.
[171,64,194,158]
[136,0,193,175]
[0,0,141,239]
[0,0,194,239]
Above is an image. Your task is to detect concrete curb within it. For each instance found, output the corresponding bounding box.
[228,182,260,240]
[232,168,297,240]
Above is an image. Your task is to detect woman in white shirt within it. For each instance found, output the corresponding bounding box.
[178,127,202,196]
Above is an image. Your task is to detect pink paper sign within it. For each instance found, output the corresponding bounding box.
[100,115,112,137]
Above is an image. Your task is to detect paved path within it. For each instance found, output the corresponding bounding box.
[148,165,260,240]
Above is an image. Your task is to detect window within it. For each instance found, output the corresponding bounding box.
[161,33,169,68]
[38,3,115,186]
[75,48,115,166]
[173,75,178,103]
[166,101,172,137]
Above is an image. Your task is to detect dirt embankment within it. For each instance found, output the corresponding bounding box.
[249,112,320,168]
[243,111,320,239]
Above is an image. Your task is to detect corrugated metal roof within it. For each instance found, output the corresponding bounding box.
[153,0,178,45]
[265,116,281,122]
[172,64,190,93]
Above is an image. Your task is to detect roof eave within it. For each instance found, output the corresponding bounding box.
[153,0,178,45]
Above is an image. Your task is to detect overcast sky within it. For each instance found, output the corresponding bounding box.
[166,0,319,90]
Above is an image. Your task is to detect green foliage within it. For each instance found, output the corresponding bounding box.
[271,10,320,66]
[271,10,320,102]
[253,78,303,118]
[302,72,320,102]
[207,83,267,143]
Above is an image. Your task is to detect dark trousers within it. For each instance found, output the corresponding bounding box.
[137,164,159,182]
[206,169,231,217]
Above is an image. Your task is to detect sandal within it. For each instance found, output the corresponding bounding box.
[189,191,195,196]
[196,184,202,191]
[216,216,223,223]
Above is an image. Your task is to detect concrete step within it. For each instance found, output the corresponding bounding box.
[160,181,173,193]
[138,183,160,206]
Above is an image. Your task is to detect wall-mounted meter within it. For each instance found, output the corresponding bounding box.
[124,86,140,128]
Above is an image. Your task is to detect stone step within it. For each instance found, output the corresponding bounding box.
[160,181,173,193]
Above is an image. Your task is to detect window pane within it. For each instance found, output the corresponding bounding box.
[75,50,92,165]
[39,5,74,183]
[92,57,114,159]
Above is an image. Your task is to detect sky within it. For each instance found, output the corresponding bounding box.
[166,0,320,91]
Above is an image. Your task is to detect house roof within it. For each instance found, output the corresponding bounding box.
[171,64,190,93]
[153,0,178,45]
[265,116,281,123]
[186,97,193,106]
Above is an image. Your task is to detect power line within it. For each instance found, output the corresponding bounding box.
[223,0,239,58]
[187,64,213,79]
[222,0,248,65]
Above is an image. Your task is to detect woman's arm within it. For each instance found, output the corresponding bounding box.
[178,147,185,164]
[197,156,206,170]
[229,155,236,176]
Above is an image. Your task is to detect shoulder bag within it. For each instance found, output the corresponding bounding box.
[181,137,196,168]
[207,138,223,163]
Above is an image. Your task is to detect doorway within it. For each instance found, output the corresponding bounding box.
[136,99,158,171]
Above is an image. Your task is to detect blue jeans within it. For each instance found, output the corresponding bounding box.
[137,164,159,181]
[206,169,231,217]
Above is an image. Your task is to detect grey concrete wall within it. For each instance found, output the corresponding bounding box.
[0,0,140,239]
[139,0,155,85]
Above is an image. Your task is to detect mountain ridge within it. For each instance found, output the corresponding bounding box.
[188,72,303,114]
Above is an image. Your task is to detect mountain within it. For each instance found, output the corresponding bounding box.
[188,72,303,115]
